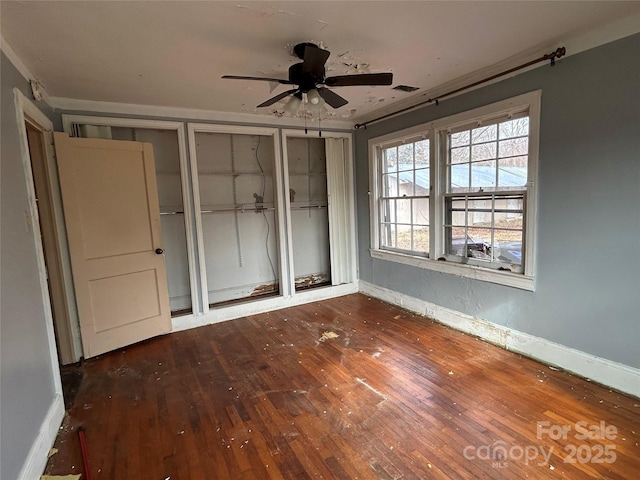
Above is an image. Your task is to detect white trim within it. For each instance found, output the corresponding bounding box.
[359,281,640,398]
[1,35,36,83]
[560,10,640,60]
[186,123,284,310]
[16,394,65,480]
[51,96,355,131]
[281,129,358,292]
[62,115,201,317]
[280,131,296,297]
[370,249,535,291]
[428,91,540,130]
[367,91,540,291]
[14,88,63,392]
[173,283,358,332]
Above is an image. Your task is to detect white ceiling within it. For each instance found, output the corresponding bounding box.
[2,1,639,124]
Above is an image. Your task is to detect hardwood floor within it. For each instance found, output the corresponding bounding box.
[45,294,639,479]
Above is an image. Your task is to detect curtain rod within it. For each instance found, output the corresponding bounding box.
[354,47,566,130]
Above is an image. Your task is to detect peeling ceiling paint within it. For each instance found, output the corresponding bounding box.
[1,1,639,124]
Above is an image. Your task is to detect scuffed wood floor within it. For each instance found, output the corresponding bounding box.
[45,294,639,479]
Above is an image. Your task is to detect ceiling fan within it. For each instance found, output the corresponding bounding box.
[222,42,393,113]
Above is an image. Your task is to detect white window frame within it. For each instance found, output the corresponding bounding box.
[369,91,540,291]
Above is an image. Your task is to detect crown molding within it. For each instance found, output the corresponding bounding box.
[50,96,355,130]
[1,34,53,105]
[1,34,35,82]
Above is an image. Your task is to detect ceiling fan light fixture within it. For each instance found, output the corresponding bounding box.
[308,96,325,115]
[306,88,321,105]
[285,93,302,114]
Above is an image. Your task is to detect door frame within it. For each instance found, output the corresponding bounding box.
[187,123,287,312]
[280,129,358,296]
[13,88,67,382]
[62,115,200,318]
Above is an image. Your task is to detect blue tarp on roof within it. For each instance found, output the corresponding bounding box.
[394,166,526,190]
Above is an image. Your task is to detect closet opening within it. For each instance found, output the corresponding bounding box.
[286,136,332,292]
[193,130,282,307]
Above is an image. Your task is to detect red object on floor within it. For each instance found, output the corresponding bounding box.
[77,427,93,480]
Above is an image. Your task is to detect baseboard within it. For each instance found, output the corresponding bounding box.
[17,393,65,480]
[358,281,640,398]
[173,282,359,332]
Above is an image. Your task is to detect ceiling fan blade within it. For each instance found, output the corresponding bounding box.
[318,88,348,109]
[302,45,330,77]
[256,89,299,107]
[222,75,293,85]
[325,72,393,87]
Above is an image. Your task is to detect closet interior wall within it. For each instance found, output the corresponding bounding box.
[194,132,280,306]
[286,137,331,290]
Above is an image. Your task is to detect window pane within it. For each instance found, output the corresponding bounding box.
[450,164,469,191]
[471,142,497,161]
[451,130,470,147]
[471,124,497,143]
[415,139,429,165]
[397,224,412,251]
[380,223,395,248]
[413,168,430,195]
[446,198,467,227]
[499,137,528,158]
[383,147,397,173]
[445,226,469,256]
[494,229,523,265]
[380,199,395,223]
[382,173,398,197]
[499,117,529,139]
[397,143,414,171]
[497,159,527,188]
[467,197,493,226]
[471,161,497,190]
[451,146,469,164]
[396,198,411,225]
[412,226,429,253]
[466,228,491,260]
[412,198,430,225]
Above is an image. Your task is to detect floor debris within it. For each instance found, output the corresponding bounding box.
[319,331,339,342]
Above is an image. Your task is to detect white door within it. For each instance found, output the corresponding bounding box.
[54,132,171,358]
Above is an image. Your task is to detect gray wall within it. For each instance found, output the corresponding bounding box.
[1,51,62,480]
[355,34,640,369]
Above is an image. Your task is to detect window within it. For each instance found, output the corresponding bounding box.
[378,136,430,256]
[369,91,540,290]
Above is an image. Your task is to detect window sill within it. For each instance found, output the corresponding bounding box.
[370,249,535,291]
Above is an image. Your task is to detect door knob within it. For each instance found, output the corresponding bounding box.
[155,248,164,254]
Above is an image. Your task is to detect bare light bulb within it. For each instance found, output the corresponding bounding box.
[306,88,321,105]
[308,96,325,115]
[285,94,302,114]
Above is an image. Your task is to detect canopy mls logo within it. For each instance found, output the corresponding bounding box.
[463,420,618,469]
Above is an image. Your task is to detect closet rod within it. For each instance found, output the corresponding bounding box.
[200,207,276,214]
[292,204,327,210]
